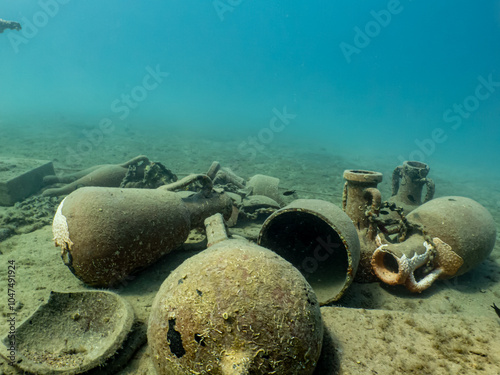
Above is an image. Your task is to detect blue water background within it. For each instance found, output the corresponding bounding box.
[1,0,499,177]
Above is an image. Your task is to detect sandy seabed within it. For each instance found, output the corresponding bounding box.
[0,122,499,374]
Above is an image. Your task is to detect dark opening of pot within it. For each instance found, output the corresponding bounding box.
[406,161,427,169]
[258,211,348,304]
[381,252,399,274]
[350,169,375,175]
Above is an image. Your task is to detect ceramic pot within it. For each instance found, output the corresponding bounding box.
[258,199,360,304]
[246,174,296,207]
[148,213,323,375]
[52,175,233,287]
[371,196,496,292]
[342,169,383,282]
[0,290,135,374]
[388,161,435,213]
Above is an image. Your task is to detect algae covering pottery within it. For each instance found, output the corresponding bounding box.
[371,196,496,292]
[148,214,323,375]
[258,199,360,305]
[52,175,232,287]
[0,290,134,374]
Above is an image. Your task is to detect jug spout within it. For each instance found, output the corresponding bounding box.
[204,212,229,247]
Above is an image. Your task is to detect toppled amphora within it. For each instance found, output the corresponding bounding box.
[148,214,323,374]
[43,155,152,196]
[258,199,360,304]
[52,175,232,287]
[371,196,496,292]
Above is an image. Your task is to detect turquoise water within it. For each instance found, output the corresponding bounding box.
[1,3,500,373]
[1,0,499,176]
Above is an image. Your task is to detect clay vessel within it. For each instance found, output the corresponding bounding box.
[371,196,496,292]
[43,155,150,196]
[148,213,323,374]
[52,175,233,287]
[258,199,360,304]
[388,161,435,213]
[342,169,383,282]
[0,290,135,374]
[246,174,296,207]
